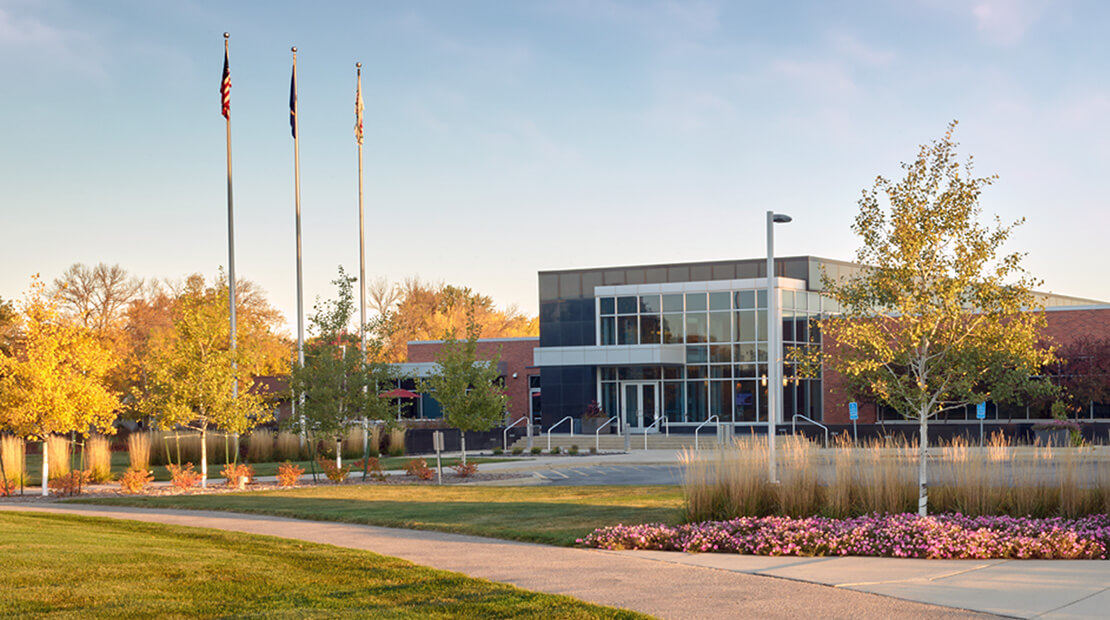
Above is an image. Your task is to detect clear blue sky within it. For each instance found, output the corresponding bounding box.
[4,0,1108,334]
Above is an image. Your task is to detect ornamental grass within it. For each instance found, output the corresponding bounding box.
[274,432,302,461]
[1,435,25,486]
[127,432,151,472]
[85,435,113,483]
[246,432,274,463]
[45,435,70,479]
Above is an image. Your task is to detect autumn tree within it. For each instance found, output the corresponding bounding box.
[138,273,276,487]
[0,296,16,356]
[290,267,398,469]
[371,277,538,362]
[0,278,120,495]
[420,319,508,464]
[819,122,1054,515]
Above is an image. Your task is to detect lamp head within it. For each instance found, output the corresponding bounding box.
[772,213,792,224]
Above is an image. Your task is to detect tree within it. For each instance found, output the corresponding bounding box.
[0,296,16,356]
[420,319,508,464]
[819,122,1055,515]
[138,274,273,487]
[371,278,538,362]
[51,263,142,334]
[1055,337,1110,414]
[289,267,399,470]
[0,278,119,495]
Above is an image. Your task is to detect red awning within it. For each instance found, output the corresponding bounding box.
[378,388,420,399]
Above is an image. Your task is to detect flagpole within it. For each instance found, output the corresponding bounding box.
[292,47,305,442]
[224,33,237,397]
[355,62,369,471]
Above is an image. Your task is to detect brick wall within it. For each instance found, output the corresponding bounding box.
[407,338,539,423]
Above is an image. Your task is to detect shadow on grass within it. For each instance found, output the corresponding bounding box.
[69,494,682,546]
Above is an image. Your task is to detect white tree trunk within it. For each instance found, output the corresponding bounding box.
[41,437,49,497]
[336,438,342,469]
[918,412,929,516]
[200,429,208,489]
[460,432,467,465]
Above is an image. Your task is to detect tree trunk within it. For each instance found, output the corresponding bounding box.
[41,436,49,497]
[200,429,208,489]
[336,438,342,469]
[918,411,929,516]
[460,432,467,465]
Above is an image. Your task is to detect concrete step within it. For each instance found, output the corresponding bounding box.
[508,433,725,452]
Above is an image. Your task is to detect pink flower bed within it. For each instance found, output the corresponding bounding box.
[579,513,1110,559]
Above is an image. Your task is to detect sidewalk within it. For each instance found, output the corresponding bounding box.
[0,503,994,620]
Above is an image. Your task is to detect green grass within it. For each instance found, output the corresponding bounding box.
[74,485,684,546]
[0,511,646,619]
[14,452,512,484]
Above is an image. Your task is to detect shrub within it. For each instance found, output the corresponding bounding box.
[119,468,154,494]
[353,457,386,481]
[315,457,350,484]
[492,447,503,455]
[452,462,478,478]
[549,446,561,455]
[166,463,202,490]
[368,423,382,457]
[48,470,91,496]
[221,462,255,488]
[1,477,16,497]
[404,458,435,481]
[511,446,523,455]
[86,435,113,483]
[127,432,151,472]
[568,445,579,455]
[45,435,70,479]
[387,427,406,457]
[530,446,542,455]
[274,432,302,461]
[276,461,305,487]
[246,432,274,463]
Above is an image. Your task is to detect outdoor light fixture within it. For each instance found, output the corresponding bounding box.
[766,211,792,485]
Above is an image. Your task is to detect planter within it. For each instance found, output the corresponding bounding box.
[581,418,609,435]
[1033,428,1070,447]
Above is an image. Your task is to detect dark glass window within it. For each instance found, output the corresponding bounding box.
[686,381,707,422]
[710,344,731,363]
[664,382,685,422]
[687,365,707,379]
[709,381,733,419]
[640,315,661,344]
[709,312,731,342]
[640,295,661,313]
[600,316,615,345]
[735,343,756,363]
[600,367,617,381]
[663,366,684,379]
[736,290,755,309]
[685,313,707,343]
[735,380,758,422]
[662,314,684,344]
[757,289,767,308]
[662,294,684,312]
[710,365,731,378]
[686,345,708,364]
[618,316,637,344]
[599,297,615,315]
[685,292,707,311]
[617,296,638,314]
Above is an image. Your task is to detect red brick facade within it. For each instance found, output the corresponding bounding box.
[821,307,1110,424]
[407,338,539,423]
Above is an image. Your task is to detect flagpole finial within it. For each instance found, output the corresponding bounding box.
[224,32,229,39]
[356,62,361,68]
[291,46,297,53]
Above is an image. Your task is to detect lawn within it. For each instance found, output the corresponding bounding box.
[74,485,684,546]
[0,511,647,619]
[13,452,512,483]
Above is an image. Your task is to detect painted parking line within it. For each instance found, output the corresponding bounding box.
[546,470,570,479]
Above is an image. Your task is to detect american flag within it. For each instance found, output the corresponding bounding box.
[355,70,364,145]
[220,49,231,119]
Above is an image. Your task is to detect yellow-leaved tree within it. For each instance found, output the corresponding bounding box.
[0,277,120,495]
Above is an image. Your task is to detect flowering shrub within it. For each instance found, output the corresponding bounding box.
[404,458,434,481]
[119,468,154,494]
[276,461,304,487]
[49,470,92,496]
[221,462,255,488]
[1,477,15,497]
[579,513,1110,560]
[452,462,478,478]
[316,457,350,483]
[165,463,202,490]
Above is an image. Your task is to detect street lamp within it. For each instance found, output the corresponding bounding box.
[766,211,791,484]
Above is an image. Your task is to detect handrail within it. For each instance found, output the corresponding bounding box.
[503,416,527,452]
[643,417,661,450]
[791,414,829,448]
[694,415,719,450]
[595,416,619,453]
[547,416,573,451]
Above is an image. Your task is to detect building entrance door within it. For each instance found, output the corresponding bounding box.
[621,382,660,433]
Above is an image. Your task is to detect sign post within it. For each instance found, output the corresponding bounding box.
[848,402,858,443]
[976,402,986,446]
[432,431,444,485]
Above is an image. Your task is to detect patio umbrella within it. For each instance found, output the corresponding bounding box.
[379,388,421,418]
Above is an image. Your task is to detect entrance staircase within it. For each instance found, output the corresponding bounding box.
[508,432,720,452]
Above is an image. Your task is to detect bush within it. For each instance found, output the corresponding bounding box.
[404,458,435,481]
[221,462,255,488]
[45,435,70,479]
[353,457,386,481]
[1,435,25,486]
[315,457,350,484]
[166,463,202,490]
[1,477,16,497]
[511,446,523,455]
[549,446,561,455]
[530,446,542,455]
[49,470,91,496]
[86,435,113,483]
[491,447,503,455]
[276,461,305,487]
[119,468,153,494]
[568,445,579,455]
[452,462,478,478]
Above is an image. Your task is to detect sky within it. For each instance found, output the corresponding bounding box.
[3,0,1109,336]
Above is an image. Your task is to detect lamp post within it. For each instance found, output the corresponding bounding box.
[766,211,791,484]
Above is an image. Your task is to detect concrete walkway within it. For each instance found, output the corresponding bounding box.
[0,503,992,620]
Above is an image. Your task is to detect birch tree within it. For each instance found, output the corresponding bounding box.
[820,122,1054,515]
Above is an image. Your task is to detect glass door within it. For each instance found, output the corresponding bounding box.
[621,382,660,433]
